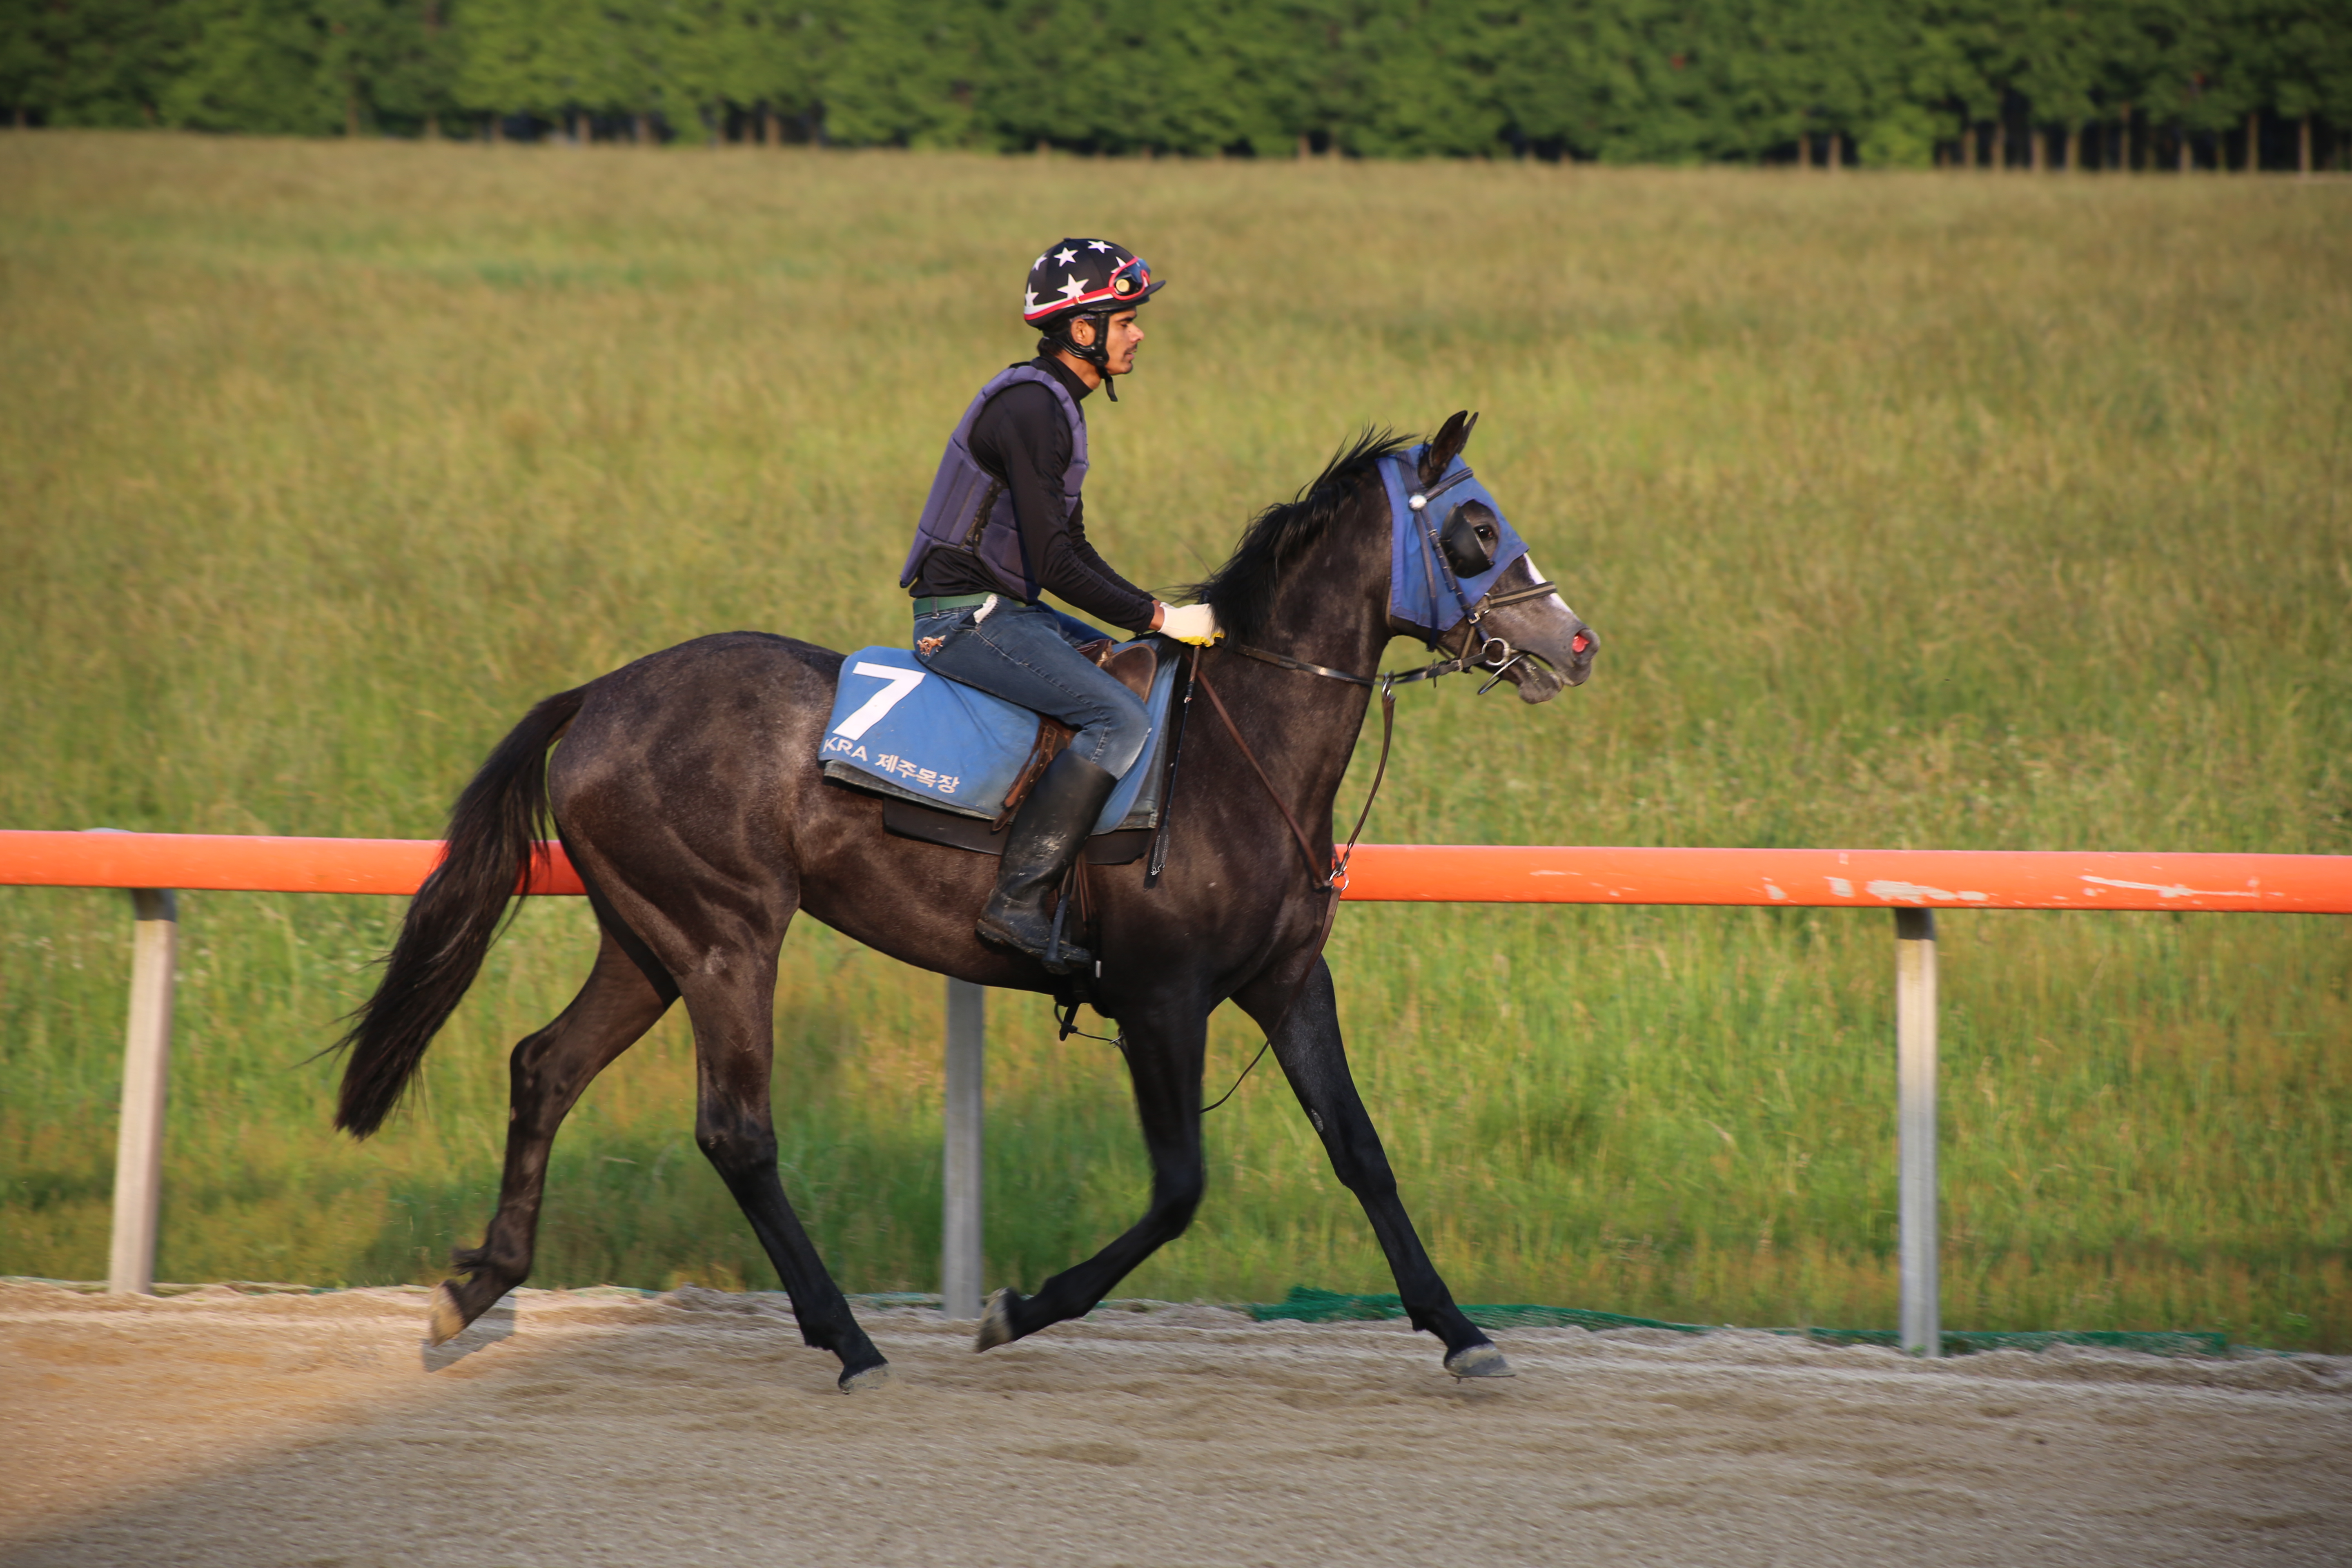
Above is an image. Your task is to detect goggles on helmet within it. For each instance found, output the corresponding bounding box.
[1104,254,1152,303]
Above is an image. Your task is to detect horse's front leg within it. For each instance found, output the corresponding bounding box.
[977,1001,1207,1350]
[1238,958,1511,1379]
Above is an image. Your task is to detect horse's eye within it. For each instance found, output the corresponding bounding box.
[1441,501,1500,577]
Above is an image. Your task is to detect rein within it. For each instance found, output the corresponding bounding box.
[1180,646,1381,1115]
[1223,575,1560,693]
[1180,570,1549,1112]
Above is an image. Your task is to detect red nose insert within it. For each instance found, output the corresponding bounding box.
[1571,633,1590,653]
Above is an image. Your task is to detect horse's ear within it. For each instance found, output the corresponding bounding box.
[1420,410,1478,486]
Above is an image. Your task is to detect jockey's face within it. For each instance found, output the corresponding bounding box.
[1100,310,1144,375]
[1068,310,1145,379]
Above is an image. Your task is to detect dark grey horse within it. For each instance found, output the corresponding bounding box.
[334,413,1597,1390]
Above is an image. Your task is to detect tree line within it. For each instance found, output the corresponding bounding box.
[6,2,2348,171]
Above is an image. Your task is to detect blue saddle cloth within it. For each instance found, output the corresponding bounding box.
[819,645,1177,834]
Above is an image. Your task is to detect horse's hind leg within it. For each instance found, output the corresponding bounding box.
[429,931,670,1344]
[1239,960,1510,1379]
[678,953,890,1393]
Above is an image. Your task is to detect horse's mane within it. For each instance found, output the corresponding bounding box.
[1185,427,1415,644]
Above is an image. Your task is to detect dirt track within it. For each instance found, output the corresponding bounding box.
[3,1281,2347,1566]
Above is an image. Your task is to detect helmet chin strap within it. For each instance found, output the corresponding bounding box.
[1045,312,1117,400]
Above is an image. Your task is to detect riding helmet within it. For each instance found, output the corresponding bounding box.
[1021,238,1163,327]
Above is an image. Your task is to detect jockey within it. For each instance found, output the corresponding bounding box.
[901,238,1219,973]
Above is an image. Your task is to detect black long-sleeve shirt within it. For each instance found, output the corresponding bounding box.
[908,356,1158,633]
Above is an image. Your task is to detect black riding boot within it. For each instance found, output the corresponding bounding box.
[977,750,1118,974]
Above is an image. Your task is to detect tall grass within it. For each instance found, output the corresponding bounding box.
[2,133,2345,1348]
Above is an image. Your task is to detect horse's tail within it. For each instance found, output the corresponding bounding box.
[334,684,590,1138]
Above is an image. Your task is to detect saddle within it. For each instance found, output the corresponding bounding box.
[817,637,1174,860]
[993,639,1158,828]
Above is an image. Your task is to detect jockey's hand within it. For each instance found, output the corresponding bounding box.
[1158,603,1222,646]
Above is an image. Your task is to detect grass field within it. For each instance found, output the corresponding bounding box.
[2,132,2347,1349]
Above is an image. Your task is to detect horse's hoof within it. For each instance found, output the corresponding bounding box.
[838,1361,895,1394]
[425,1282,467,1347]
[1446,1342,1514,1380]
[974,1287,1021,1352]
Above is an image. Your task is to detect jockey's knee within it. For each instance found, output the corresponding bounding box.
[1076,684,1151,777]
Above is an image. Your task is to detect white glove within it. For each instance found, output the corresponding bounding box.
[1158,602,1223,645]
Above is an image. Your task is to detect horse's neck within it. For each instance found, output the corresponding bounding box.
[1262,494,1395,679]
[1214,515,1389,826]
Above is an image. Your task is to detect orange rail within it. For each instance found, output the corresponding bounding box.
[20,828,2347,1324]
[1337,844,2352,913]
[2,831,2348,912]
[0,832,585,896]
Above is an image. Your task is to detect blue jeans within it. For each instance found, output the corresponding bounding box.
[912,598,1152,779]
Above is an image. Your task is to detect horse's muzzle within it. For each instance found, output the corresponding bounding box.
[1561,626,1598,688]
[1500,622,1596,702]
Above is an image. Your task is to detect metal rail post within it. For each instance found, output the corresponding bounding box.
[1894,908,1940,1355]
[941,978,986,1320]
[108,888,178,1295]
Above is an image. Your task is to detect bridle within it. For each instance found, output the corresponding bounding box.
[1232,453,1564,680]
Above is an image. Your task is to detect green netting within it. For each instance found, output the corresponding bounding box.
[1247,1286,2232,1358]
[1254,1286,1695,1334]
[1791,1325,2230,1356]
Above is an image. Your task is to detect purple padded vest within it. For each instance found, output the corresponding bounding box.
[900,364,1088,600]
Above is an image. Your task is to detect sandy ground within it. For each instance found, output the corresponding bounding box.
[2,1281,2348,1567]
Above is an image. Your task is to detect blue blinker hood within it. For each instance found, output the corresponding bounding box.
[1381,444,1531,637]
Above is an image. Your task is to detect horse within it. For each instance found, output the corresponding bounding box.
[332,411,1597,1391]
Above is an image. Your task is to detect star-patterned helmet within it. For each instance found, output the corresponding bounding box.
[1021,238,1163,327]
